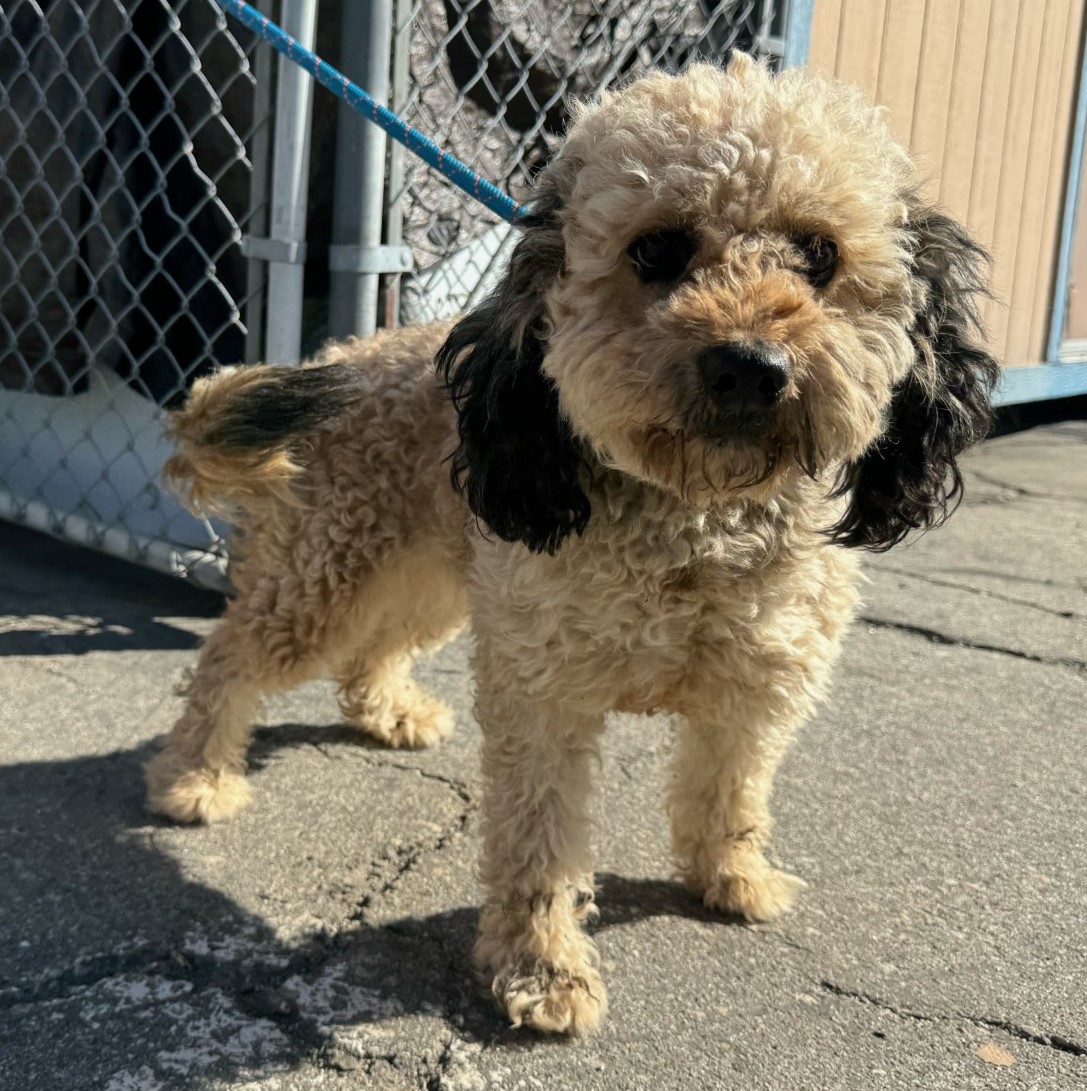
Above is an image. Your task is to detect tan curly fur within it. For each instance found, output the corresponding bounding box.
[146,56,997,1034]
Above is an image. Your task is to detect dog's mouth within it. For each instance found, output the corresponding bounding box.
[684,395,784,449]
[700,410,775,446]
[629,385,826,501]
[688,396,822,473]
[633,420,783,498]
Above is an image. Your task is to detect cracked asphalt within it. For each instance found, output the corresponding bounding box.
[1,420,1085,1091]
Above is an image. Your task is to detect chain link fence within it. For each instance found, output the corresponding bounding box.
[1,0,785,587]
[0,0,273,587]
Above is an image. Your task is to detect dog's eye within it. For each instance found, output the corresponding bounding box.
[627,228,697,283]
[795,234,839,288]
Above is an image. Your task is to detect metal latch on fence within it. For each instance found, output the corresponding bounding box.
[328,245,414,275]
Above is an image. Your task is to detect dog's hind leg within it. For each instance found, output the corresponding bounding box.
[145,608,271,823]
[336,652,454,750]
[144,582,339,823]
[334,549,467,749]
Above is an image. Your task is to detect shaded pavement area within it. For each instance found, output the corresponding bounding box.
[1,421,1084,1090]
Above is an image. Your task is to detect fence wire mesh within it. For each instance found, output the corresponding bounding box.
[0,0,271,586]
[0,0,784,585]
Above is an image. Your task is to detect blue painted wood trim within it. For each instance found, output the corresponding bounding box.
[1045,25,1087,363]
[994,364,1087,407]
[783,0,814,68]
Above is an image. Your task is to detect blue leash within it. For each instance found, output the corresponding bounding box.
[216,0,527,224]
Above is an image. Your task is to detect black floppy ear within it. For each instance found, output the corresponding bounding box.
[436,187,590,554]
[830,205,1001,551]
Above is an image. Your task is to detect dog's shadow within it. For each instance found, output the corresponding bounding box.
[1,721,730,1085]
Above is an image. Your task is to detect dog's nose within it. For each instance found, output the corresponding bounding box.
[697,340,790,422]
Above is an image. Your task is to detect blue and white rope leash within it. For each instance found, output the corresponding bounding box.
[216,0,527,225]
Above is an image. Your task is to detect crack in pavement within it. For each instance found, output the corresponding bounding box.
[0,934,359,1081]
[857,614,1087,674]
[966,471,1087,507]
[353,796,474,922]
[0,943,175,1013]
[820,980,1087,1057]
[347,753,475,920]
[425,1036,483,1091]
[1,922,471,1081]
[377,761,474,808]
[4,657,85,689]
[759,930,816,957]
[871,565,1086,621]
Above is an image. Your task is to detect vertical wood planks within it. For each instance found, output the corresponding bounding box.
[803,0,1085,365]
[909,0,964,205]
[1005,0,1068,363]
[807,0,844,74]
[939,0,993,223]
[966,0,1022,352]
[832,0,889,96]
[877,0,928,147]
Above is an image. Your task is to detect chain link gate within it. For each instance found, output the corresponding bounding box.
[0,0,786,588]
[0,0,274,589]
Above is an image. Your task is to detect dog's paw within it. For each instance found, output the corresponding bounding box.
[345,685,454,750]
[699,859,805,922]
[493,961,608,1035]
[144,751,252,824]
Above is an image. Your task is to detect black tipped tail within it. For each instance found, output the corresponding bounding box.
[165,362,368,515]
[198,363,369,451]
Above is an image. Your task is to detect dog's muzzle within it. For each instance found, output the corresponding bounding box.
[697,340,790,436]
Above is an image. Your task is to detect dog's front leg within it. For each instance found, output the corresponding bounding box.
[667,698,809,924]
[472,654,607,1034]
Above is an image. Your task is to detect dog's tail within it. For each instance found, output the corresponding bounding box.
[165,363,368,516]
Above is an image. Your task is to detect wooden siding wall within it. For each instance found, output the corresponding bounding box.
[807,0,1086,367]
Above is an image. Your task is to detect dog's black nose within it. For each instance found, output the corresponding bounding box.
[697,341,790,423]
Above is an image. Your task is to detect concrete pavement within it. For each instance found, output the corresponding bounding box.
[1,421,1084,1090]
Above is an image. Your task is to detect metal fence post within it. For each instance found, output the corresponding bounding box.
[263,0,317,364]
[328,0,405,339]
[383,0,414,329]
[244,0,274,364]
[782,0,813,68]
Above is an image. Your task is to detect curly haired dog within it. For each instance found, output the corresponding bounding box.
[146,55,999,1034]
